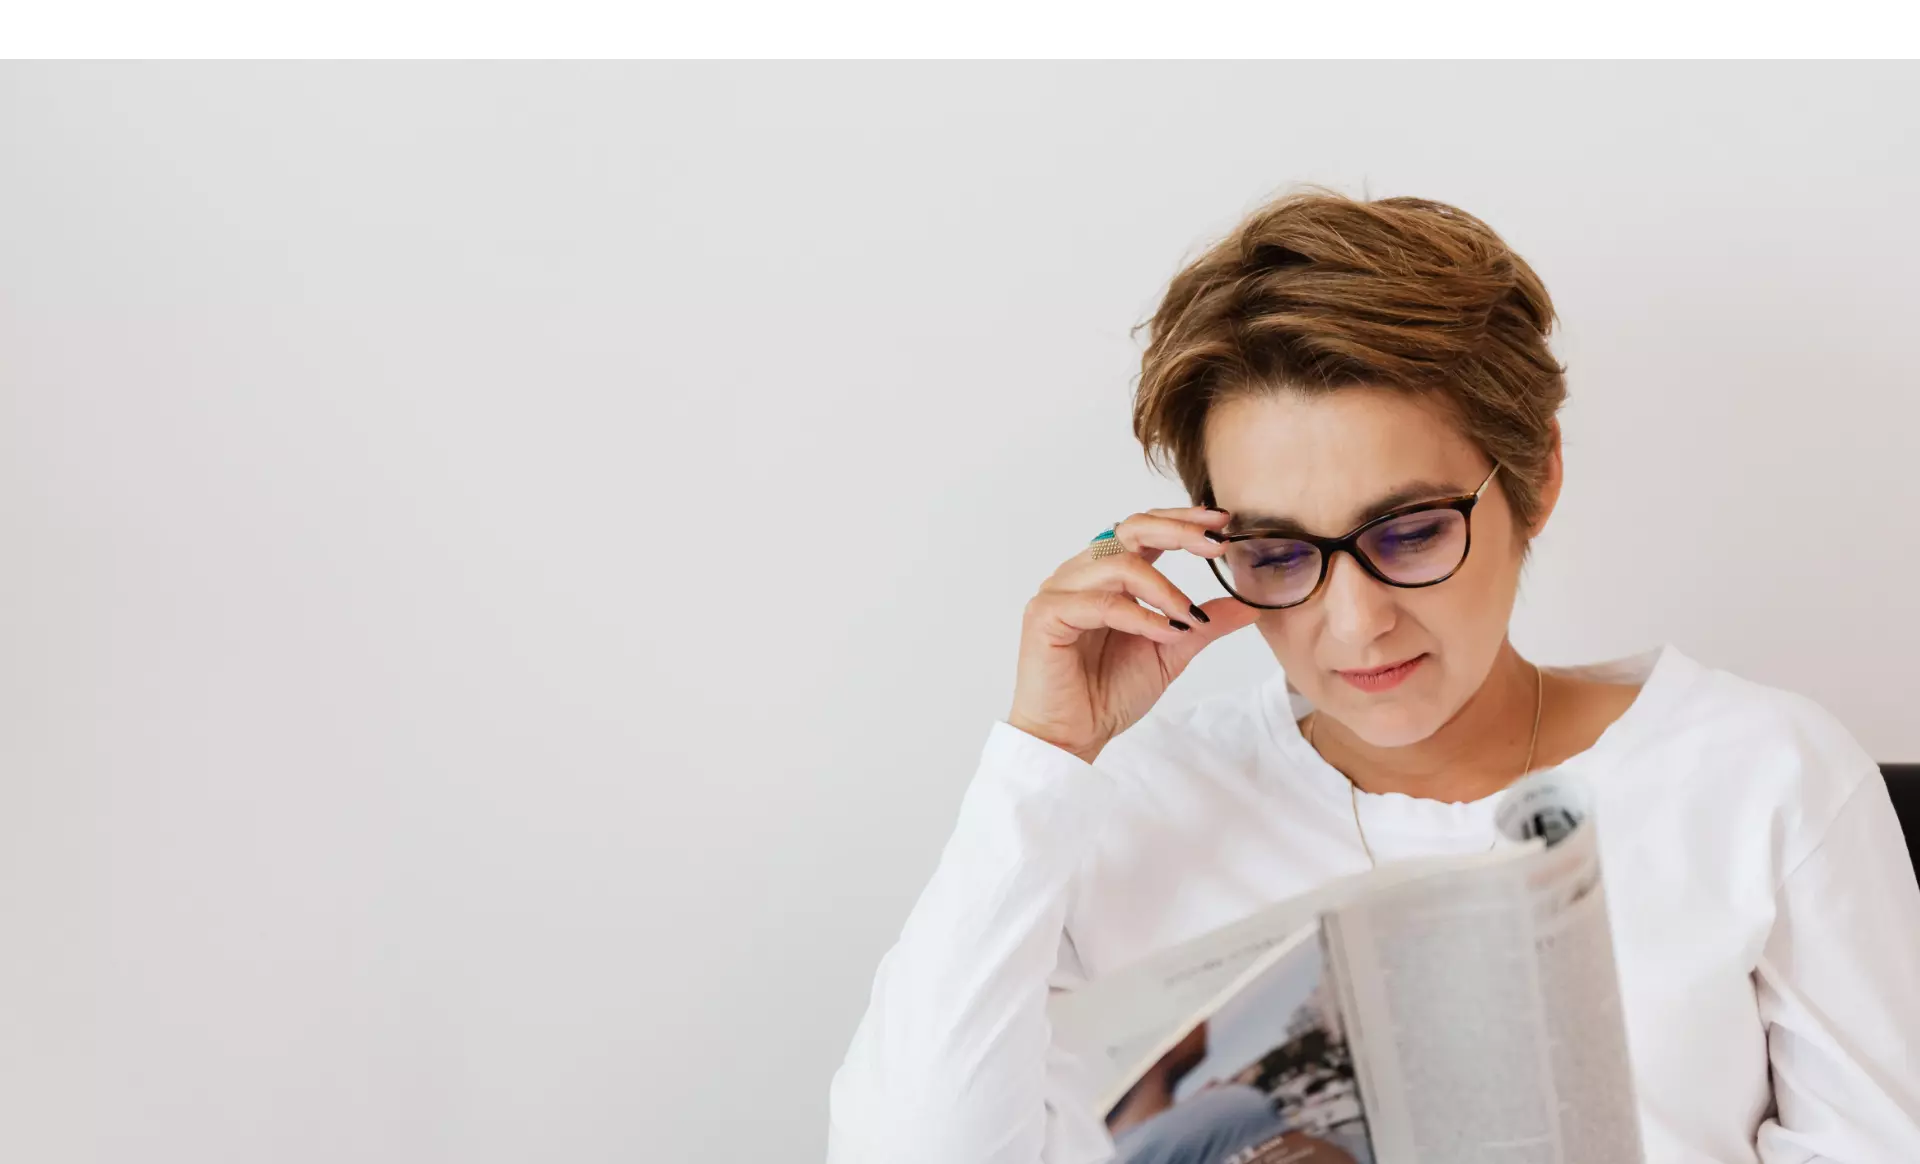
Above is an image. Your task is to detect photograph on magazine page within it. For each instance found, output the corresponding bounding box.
[1104,935,1374,1164]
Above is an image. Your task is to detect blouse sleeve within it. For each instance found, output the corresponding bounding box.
[825,721,1120,1164]
[1754,767,1920,1162]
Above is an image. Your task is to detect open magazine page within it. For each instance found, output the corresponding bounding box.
[1322,770,1643,1164]
[1050,889,1333,1109]
[1050,850,1522,1113]
[1101,930,1375,1164]
[1492,773,1644,1164]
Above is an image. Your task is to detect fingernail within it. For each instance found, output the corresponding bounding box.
[1203,530,1225,542]
[1169,618,1192,632]
[1189,604,1210,624]
[1205,506,1228,514]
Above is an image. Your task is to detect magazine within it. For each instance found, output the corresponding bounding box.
[1047,769,1644,1164]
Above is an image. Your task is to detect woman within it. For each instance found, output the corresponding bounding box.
[825,191,1920,1163]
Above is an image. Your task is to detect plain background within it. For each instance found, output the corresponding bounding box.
[2,62,1916,1163]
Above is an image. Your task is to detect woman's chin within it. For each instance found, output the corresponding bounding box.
[1332,703,1445,750]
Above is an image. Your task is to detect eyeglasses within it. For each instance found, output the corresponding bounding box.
[1205,464,1502,610]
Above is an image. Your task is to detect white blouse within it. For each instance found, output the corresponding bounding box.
[826,646,1920,1163]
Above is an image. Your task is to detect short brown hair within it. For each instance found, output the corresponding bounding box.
[1131,189,1566,531]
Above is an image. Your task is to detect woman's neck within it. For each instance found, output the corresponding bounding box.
[1310,643,1542,804]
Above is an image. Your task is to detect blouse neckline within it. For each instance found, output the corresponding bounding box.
[1255,644,1702,843]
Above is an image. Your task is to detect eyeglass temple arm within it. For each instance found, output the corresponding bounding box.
[1475,463,1502,498]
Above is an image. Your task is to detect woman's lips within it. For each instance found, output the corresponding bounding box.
[1336,655,1426,692]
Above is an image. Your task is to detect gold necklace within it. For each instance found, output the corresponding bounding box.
[1306,662,1543,869]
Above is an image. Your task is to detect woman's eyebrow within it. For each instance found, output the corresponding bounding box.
[1225,479,1469,535]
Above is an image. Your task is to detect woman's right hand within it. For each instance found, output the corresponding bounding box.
[1006,506,1264,764]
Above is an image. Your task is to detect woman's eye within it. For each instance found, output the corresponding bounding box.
[1378,522,1444,551]
[1250,546,1314,571]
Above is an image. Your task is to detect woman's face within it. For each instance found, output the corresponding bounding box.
[1202,387,1548,748]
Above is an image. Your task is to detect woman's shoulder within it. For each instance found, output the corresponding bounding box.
[1584,645,1880,872]
[1635,646,1873,771]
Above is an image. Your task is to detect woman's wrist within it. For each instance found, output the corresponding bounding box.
[1004,714,1104,767]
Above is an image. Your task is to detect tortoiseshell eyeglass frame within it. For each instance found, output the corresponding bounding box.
[1201,464,1503,610]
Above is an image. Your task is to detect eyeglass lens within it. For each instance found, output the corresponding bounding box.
[1218,507,1470,606]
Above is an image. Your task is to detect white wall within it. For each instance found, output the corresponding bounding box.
[2,62,1915,1163]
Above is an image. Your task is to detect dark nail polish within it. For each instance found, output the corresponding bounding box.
[1203,530,1225,542]
[1169,618,1192,632]
[1188,604,1210,624]
[1205,506,1228,514]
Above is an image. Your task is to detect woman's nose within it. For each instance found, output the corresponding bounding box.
[1319,551,1397,645]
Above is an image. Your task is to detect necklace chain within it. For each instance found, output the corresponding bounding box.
[1306,662,1543,869]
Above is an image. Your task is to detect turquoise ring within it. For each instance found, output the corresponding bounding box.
[1089,523,1127,559]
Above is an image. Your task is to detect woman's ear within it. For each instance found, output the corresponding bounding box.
[1531,420,1565,539]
